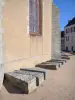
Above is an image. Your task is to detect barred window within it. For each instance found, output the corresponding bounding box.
[29,0,42,35]
[66,29,68,33]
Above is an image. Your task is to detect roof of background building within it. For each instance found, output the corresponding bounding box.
[65,17,75,27]
[61,31,64,37]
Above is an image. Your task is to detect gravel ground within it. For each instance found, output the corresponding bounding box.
[0,54,75,100]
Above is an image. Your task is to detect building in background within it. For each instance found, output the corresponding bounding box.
[64,17,75,52]
[61,31,65,51]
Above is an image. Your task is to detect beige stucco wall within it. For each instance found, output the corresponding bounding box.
[3,0,52,72]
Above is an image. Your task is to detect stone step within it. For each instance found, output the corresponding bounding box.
[61,55,70,58]
[14,70,44,86]
[20,67,47,80]
[35,62,60,70]
[5,72,37,94]
[41,62,62,67]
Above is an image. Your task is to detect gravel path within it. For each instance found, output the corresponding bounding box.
[0,55,75,100]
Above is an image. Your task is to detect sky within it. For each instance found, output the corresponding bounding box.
[54,0,75,31]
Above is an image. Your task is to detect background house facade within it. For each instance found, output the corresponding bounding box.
[64,17,75,52]
[61,31,65,51]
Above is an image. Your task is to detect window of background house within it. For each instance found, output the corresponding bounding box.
[69,28,70,33]
[29,0,42,36]
[61,40,62,44]
[66,46,68,51]
[66,36,67,41]
[62,40,64,44]
[66,36,69,41]
[67,28,69,33]
[68,36,69,41]
[71,27,72,32]
[66,29,69,33]
[72,27,74,32]
[66,29,67,33]
[66,28,70,33]
[74,26,75,32]
[68,28,69,33]
[72,46,73,51]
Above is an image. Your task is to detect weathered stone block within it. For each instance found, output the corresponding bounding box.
[20,67,47,80]
[52,59,66,62]
[35,62,60,70]
[60,58,68,62]
[61,56,70,60]
[47,60,64,65]
[42,61,62,66]
[5,72,37,94]
[61,54,69,57]
[14,70,44,86]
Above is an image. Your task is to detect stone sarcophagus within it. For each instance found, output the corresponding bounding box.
[0,0,4,90]
[51,3,61,60]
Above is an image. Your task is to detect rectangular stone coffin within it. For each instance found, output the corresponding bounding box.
[61,52,69,57]
[20,67,47,80]
[5,72,37,94]
[41,61,62,66]
[61,56,70,60]
[14,70,44,86]
[61,54,68,57]
[46,60,64,65]
[51,59,67,63]
[35,62,60,70]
